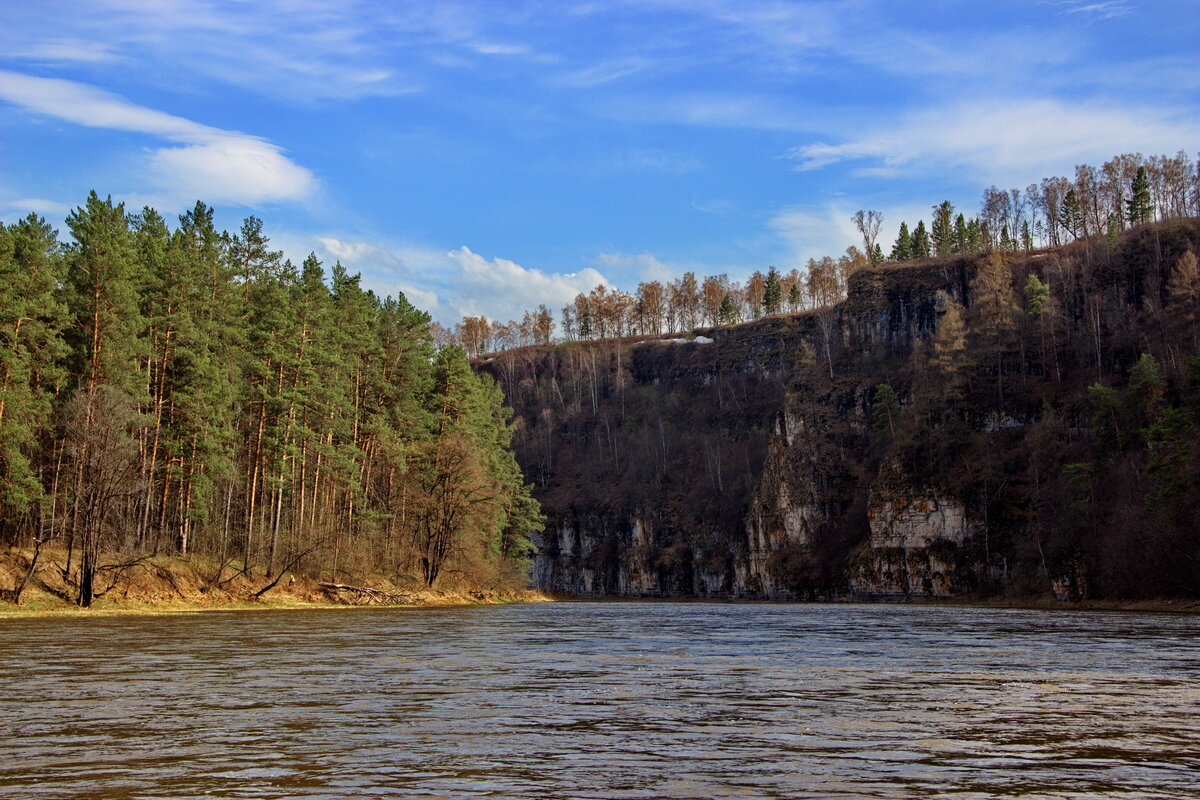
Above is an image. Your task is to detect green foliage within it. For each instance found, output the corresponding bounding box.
[911,221,932,258]
[65,192,145,395]
[931,201,955,256]
[0,193,541,593]
[0,216,68,523]
[1126,166,1153,226]
[871,383,899,438]
[890,222,911,261]
[763,267,782,315]
[1024,273,1050,316]
[718,293,737,325]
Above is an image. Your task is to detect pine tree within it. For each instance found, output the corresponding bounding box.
[871,383,900,438]
[763,267,782,315]
[1060,189,1082,240]
[1024,273,1051,376]
[63,192,147,605]
[911,221,932,258]
[971,252,1017,407]
[931,201,955,255]
[65,192,145,396]
[718,293,737,325]
[1126,166,1153,226]
[953,214,969,254]
[0,216,68,533]
[890,222,912,261]
[928,290,969,404]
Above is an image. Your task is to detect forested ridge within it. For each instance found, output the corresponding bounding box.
[0,192,540,607]
[443,151,1198,356]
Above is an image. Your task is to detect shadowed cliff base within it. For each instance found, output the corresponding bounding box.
[478,219,1200,603]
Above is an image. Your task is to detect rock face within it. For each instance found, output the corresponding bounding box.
[846,458,978,598]
[479,259,983,599]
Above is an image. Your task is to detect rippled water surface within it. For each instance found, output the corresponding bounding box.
[2,602,1198,799]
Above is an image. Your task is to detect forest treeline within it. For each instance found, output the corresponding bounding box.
[0,193,540,606]
[444,151,1199,357]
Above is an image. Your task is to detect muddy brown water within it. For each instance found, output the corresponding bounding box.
[1,602,1197,799]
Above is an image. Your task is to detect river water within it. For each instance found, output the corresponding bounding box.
[1,602,1197,799]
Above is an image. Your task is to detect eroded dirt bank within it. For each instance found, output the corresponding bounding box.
[0,546,549,616]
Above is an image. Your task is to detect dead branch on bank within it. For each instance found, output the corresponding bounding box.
[317,582,418,605]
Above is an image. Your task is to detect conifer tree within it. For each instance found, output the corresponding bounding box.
[911,221,932,258]
[890,222,912,261]
[928,290,969,404]
[0,216,67,533]
[718,293,737,325]
[871,383,900,438]
[63,192,147,605]
[931,201,955,255]
[953,214,969,254]
[763,267,782,315]
[971,252,1018,407]
[1024,273,1052,376]
[1126,166,1153,226]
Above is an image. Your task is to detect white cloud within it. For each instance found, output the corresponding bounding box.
[307,237,607,324]
[769,206,861,264]
[0,70,315,208]
[788,99,1200,186]
[768,201,934,265]
[5,197,73,217]
[311,236,443,311]
[448,246,607,320]
[147,139,314,207]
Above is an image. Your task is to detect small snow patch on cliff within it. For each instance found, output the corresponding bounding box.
[657,335,714,345]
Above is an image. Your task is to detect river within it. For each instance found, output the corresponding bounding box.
[1,602,1197,799]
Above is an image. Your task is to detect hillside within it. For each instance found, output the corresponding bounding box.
[477,220,1200,602]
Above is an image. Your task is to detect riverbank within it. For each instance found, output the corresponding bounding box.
[0,546,550,618]
[540,592,1200,614]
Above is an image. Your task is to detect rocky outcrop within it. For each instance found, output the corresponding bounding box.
[480,259,982,600]
[846,458,978,598]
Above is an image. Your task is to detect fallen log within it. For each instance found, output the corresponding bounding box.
[317,582,416,605]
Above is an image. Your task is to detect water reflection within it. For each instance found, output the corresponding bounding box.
[1,603,1197,798]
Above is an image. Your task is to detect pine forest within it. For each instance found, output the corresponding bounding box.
[0,193,541,606]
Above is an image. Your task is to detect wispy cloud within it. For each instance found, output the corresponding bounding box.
[788,99,1200,185]
[1058,1,1134,20]
[6,0,426,102]
[0,71,315,208]
[8,38,122,64]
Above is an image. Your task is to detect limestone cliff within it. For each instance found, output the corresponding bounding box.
[477,221,1200,601]
[480,258,979,599]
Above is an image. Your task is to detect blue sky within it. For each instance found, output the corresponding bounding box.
[2,0,1197,323]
